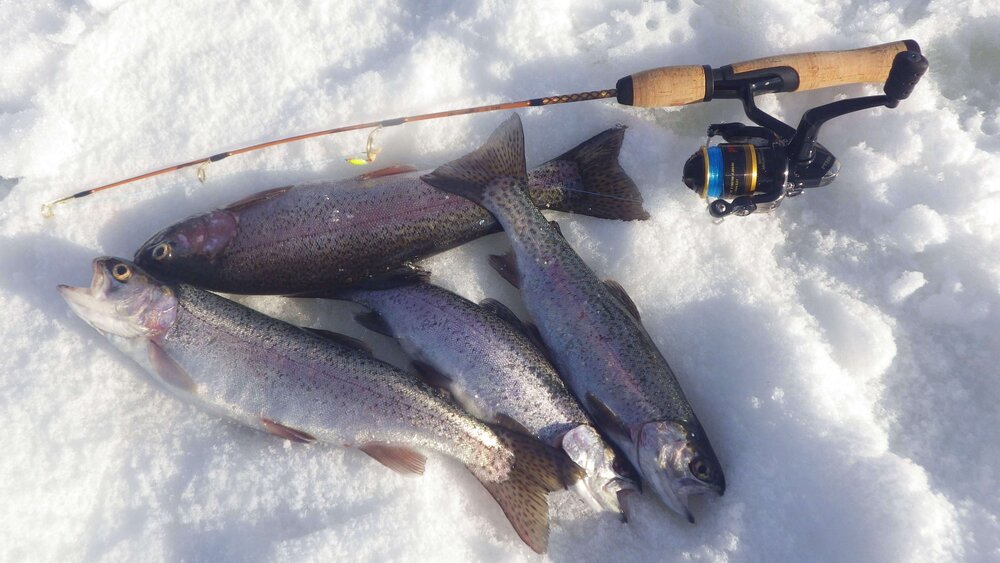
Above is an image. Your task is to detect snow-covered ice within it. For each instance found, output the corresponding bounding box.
[3,1,999,561]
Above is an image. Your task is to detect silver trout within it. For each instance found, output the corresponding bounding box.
[133,128,648,295]
[58,257,581,553]
[339,282,637,517]
[422,114,726,522]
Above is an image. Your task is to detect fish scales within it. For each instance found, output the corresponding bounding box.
[152,282,509,474]
[344,284,578,438]
[342,282,637,515]
[59,257,581,553]
[134,127,647,295]
[421,114,725,522]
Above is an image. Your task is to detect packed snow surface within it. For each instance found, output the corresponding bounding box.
[3,1,999,561]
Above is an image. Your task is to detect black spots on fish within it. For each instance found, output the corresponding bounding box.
[261,417,316,443]
[543,125,650,221]
[603,279,641,322]
[147,341,197,393]
[585,393,631,443]
[475,425,582,553]
[300,327,374,356]
[421,114,528,205]
[359,442,427,475]
[488,251,520,288]
[354,310,395,337]
[225,186,292,213]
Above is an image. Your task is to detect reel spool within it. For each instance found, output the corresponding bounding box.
[680,50,927,218]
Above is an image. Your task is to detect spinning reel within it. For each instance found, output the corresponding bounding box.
[681,49,928,218]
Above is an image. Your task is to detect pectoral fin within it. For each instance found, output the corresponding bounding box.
[494,413,533,437]
[488,251,520,288]
[147,341,197,393]
[359,442,427,475]
[603,279,641,322]
[261,418,316,443]
[354,310,396,337]
[585,393,631,442]
[410,360,453,390]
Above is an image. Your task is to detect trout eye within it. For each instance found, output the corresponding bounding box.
[152,242,172,261]
[112,263,132,282]
[689,457,712,481]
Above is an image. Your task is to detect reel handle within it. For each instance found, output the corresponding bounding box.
[616,40,921,108]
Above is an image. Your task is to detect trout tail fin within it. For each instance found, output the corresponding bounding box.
[538,126,650,221]
[473,425,584,554]
[422,114,527,206]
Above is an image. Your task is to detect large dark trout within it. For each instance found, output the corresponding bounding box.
[134,128,648,294]
[58,258,582,553]
[340,282,637,517]
[422,114,725,523]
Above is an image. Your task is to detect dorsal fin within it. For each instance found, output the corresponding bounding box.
[478,298,524,331]
[522,322,557,365]
[488,251,520,288]
[420,114,527,205]
[479,298,554,364]
[603,279,641,322]
[301,327,373,356]
[359,442,427,475]
[357,164,419,181]
[225,186,292,213]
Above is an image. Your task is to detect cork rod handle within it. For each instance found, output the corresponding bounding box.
[616,40,920,108]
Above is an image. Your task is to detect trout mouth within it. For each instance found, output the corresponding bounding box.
[58,257,177,339]
[58,260,113,334]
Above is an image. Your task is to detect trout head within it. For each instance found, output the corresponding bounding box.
[58,257,178,342]
[636,420,725,523]
[133,209,238,286]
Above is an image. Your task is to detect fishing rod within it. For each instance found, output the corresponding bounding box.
[43,40,926,217]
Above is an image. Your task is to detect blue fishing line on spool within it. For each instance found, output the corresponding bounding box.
[706,146,723,199]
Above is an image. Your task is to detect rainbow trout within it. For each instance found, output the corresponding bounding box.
[133,128,648,294]
[421,114,726,522]
[58,258,580,553]
[339,282,637,517]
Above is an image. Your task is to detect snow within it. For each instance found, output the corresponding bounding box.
[2,1,999,561]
